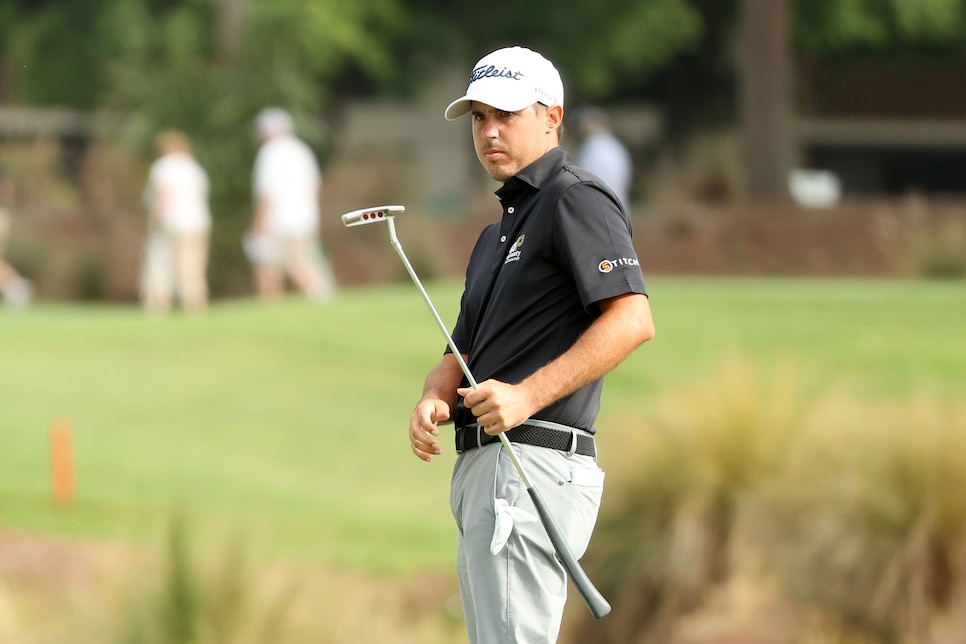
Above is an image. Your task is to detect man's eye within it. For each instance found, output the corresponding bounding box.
[500,111,514,118]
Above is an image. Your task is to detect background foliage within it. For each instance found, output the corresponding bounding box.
[5,0,966,233]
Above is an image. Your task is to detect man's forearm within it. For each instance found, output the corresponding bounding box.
[420,352,467,416]
[521,293,654,412]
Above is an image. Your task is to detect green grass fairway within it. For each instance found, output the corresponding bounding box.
[1,277,964,573]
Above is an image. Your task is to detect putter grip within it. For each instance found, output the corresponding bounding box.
[527,487,612,619]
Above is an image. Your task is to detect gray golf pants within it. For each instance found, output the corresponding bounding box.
[450,435,604,644]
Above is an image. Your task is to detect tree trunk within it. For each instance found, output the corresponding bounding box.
[216,0,249,63]
[737,0,795,198]
[0,53,10,104]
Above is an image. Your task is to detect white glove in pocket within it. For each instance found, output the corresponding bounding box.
[569,467,605,488]
[490,498,538,555]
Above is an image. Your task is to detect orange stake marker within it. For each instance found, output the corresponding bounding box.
[50,419,75,508]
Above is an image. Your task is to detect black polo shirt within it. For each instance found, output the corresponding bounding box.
[448,147,647,433]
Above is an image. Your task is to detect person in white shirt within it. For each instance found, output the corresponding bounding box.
[0,170,32,308]
[141,129,211,314]
[573,106,634,209]
[247,107,337,302]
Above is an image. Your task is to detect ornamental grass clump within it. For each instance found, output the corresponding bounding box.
[883,196,966,279]
[72,518,465,644]
[109,519,294,644]
[756,393,966,643]
[904,218,966,279]
[574,357,813,643]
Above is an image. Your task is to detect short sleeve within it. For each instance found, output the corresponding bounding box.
[554,182,647,309]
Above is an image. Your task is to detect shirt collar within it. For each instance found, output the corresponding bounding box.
[495,147,572,201]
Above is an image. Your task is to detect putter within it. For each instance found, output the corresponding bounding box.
[341,204,612,619]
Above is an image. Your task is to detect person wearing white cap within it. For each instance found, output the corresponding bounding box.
[247,107,337,302]
[409,46,655,642]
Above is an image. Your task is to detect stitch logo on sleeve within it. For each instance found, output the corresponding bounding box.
[504,234,526,265]
[598,257,640,273]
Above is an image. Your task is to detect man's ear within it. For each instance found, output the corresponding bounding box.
[546,105,564,133]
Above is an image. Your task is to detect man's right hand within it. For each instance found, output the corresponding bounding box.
[409,398,449,462]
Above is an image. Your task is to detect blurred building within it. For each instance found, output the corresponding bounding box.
[738,0,966,199]
[796,59,966,196]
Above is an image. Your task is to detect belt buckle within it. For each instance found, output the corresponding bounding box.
[456,424,484,453]
[566,429,578,457]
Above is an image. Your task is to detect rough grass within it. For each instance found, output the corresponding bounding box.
[0,286,459,573]
[1,277,965,642]
[2,277,964,572]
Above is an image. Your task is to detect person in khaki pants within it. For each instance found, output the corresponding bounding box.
[141,129,212,314]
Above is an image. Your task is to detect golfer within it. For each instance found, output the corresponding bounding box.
[409,46,654,643]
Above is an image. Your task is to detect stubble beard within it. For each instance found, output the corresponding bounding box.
[478,148,515,183]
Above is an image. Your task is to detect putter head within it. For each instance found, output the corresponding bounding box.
[340,204,406,228]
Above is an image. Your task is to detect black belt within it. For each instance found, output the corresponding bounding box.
[455,423,596,457]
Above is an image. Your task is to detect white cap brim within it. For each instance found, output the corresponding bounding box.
[444,92,540,121]
[444,98,474,121]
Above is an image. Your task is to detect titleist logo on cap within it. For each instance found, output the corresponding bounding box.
[470,65,525,85]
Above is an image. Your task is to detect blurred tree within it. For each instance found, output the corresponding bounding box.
[738,0,794,197]
[5,0,966,113]
[215,0,248,62]
[639,0,739,138]
[0,0,124,109]
[383,0,704,102]
[794,0,966,55]
[4,0,966,208]
[92,0,415,204]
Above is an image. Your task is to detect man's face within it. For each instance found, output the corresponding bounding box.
[470,101,562,182]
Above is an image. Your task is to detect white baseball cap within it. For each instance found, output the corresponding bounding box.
[444,46,564,121]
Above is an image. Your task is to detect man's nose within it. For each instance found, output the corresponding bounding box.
[480,117,500,137]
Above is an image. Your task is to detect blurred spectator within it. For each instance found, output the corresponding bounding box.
[573,106,633,208]
[245,107,337,302]
[140,129,212,315]
[0,170,32,308]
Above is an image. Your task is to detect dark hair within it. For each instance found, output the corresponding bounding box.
[533,103,565,140]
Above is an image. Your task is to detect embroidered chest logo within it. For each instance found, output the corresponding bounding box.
[504,234,526,265]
